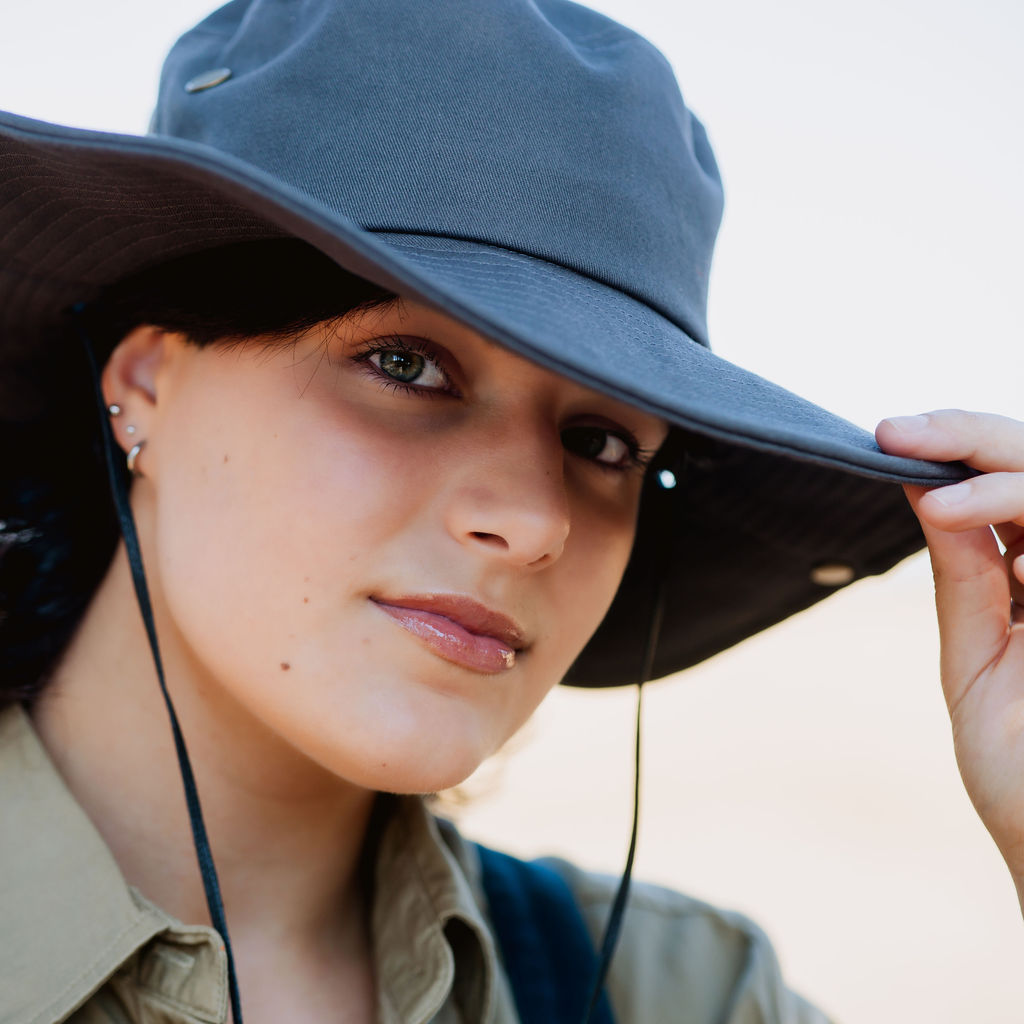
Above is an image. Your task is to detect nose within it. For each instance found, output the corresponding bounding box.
[443,423,571,569]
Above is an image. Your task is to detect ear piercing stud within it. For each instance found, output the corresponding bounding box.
[107,403,136,432]
[108,403,144,475]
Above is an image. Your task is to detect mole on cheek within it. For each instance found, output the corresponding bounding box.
[280,662,291,671]
[303,597,309,604]
[223,454,230,463]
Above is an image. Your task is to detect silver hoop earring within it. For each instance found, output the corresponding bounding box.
[126,441,146,476]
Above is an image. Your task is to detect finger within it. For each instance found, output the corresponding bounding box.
[903,484,1013,712]
[994,523,1024,551]
[876,410,1024,472]
[996,532,1024,609]
[1004,532,1024,609]
[914,472,1024,532]
[1010,556,1024,612]
[995,527,1024,606]
[1015,556,1024,610]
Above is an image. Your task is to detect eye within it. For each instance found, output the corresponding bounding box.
[354,337,454,394]
[371,348,447,388]
[561,425,638,470]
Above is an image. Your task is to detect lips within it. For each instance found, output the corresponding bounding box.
[370,594,525,674]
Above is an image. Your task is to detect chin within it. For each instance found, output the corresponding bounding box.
[293,686,506,796]
[373,759,483,797]
[322,737,491,796]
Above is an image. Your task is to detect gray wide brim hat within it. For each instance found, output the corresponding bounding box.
[0,0,967,687]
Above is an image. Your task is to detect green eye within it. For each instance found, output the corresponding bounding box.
[377,350,425,383]
[364,344,450,391]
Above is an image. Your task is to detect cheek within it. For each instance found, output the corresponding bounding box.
[568,485,639,600]
[147,364,420,698]
[518,498,638,698]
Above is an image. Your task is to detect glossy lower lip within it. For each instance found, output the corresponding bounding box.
[370,599,519,674]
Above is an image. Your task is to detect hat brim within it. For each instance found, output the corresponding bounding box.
[0,112,967,684]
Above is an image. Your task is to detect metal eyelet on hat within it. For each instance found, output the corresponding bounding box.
[184,68,233,94]
[810,562,856,587]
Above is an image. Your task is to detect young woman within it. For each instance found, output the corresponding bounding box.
[1,1,1021,1022]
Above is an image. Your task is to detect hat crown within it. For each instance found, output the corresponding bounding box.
[153,0,723,345]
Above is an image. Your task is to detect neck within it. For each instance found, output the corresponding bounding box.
[32,541,379,950]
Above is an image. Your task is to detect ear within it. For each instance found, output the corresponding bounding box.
[99,325,171,464]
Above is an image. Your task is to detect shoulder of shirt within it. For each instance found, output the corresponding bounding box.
[434,816,834,1024]
[541,856,834,1024]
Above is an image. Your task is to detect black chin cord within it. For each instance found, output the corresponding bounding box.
[580,561,668,1023]
[74,309,245,1024]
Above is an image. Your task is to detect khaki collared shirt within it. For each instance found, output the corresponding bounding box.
[0,705,830,1024]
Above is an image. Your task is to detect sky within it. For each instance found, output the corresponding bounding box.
[2,3,1022,1021]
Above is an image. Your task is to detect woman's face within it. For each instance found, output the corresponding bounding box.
[113,297,667,793]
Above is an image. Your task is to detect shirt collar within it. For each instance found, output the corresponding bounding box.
[0,704,501,1024]
[372,793,502,1023]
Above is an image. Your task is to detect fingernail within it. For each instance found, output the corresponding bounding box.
[930,481,971,506]
[884,414,930,434]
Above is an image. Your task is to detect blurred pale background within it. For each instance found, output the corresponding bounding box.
[3,1,1021,1020]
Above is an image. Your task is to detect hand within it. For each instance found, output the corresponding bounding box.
[876,410,1024,907]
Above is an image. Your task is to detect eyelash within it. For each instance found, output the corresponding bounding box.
[619,442,656,474]
[351,336,652,474]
